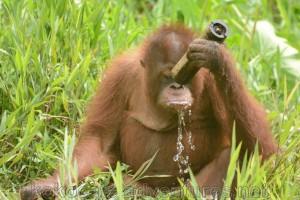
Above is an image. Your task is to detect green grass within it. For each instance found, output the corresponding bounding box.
[0,0,300,199]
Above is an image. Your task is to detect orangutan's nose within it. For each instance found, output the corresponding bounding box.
[169,83,184,90]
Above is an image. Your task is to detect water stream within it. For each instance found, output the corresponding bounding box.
[173,108,195,175]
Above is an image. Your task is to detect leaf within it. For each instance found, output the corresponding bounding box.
[249,20,300,78]
[282,58,300,78]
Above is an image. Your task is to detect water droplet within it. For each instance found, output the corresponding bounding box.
[173,154,179,162]
[173,109,196,176]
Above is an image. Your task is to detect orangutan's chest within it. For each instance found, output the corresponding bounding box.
[119,115,218,177]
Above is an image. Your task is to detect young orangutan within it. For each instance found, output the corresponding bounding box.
[20,24,278,199]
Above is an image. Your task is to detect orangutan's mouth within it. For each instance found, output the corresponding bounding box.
[167,99,192,111]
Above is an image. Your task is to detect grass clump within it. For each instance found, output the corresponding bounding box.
[0,0,299,199]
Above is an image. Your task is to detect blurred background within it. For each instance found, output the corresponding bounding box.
[0,0,299,199]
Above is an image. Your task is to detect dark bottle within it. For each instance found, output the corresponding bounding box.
[171,20,229,84]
